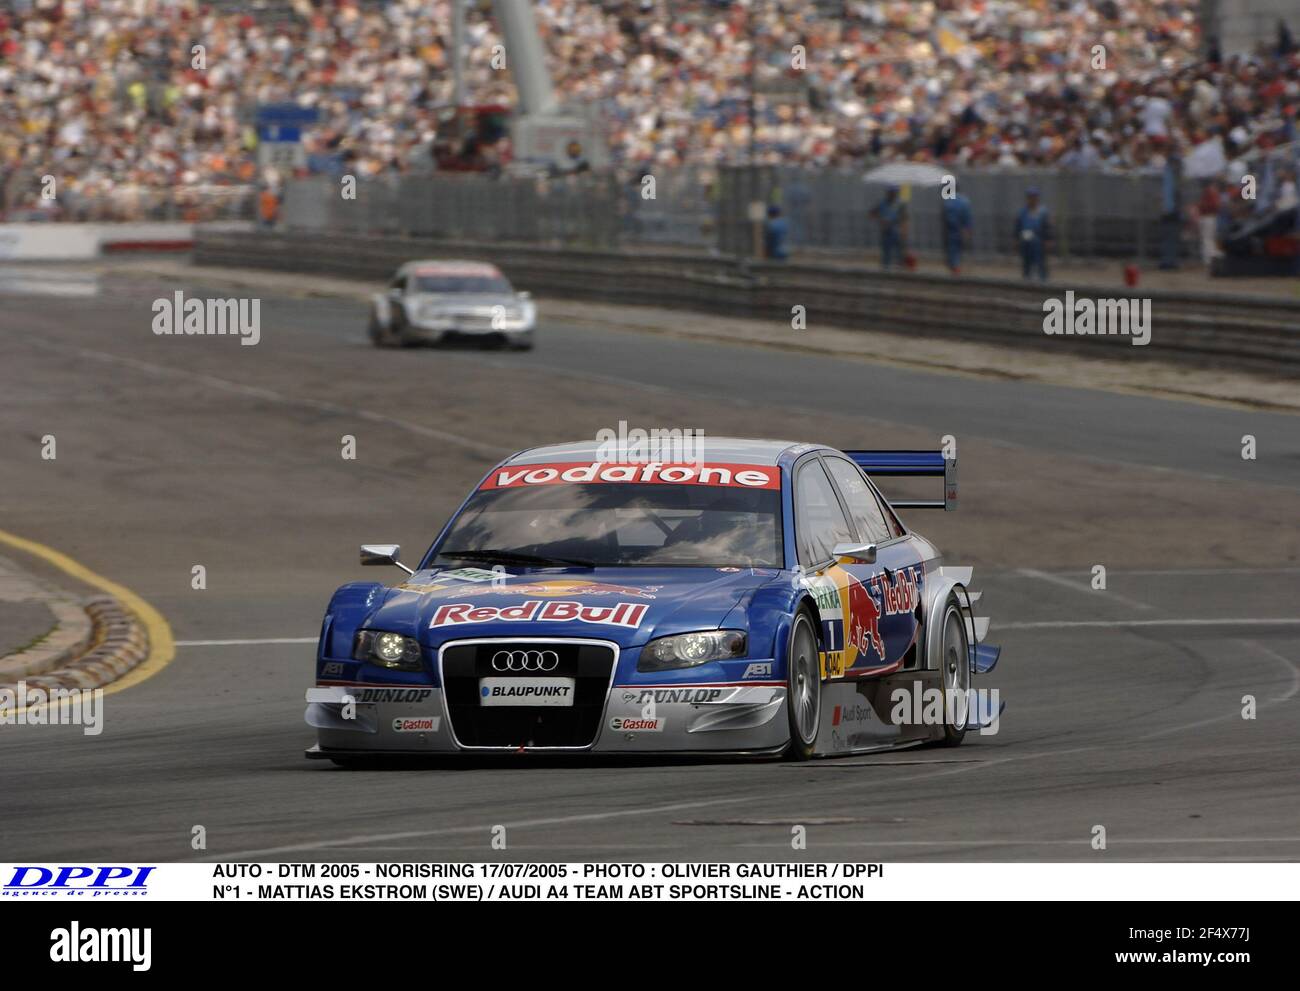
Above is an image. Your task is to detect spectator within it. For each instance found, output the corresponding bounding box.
[1059,136,1101,172]
[1217,185,1245,253]
[940,189,974,274]
[1159,147,1185,270]
[1272,165,1299,235]
[1194,179,1223,267]
[870,185,908,270]
[763,204,789,261]
[1015,187,1052,281]
[554,140,591,177]
[1276,166,1299,212]
[0,0,1298,215]
[1141,86,1175,140]
[258,186,280,230]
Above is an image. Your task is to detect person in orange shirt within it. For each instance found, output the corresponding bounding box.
[259,187,279,228]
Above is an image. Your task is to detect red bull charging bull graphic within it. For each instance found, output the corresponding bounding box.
[807,564,924,678]
[845,575,886,663]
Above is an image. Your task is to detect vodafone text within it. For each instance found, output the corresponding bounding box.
[482,461,779,490]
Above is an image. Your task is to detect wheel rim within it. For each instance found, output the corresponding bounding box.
[790,618,820,744]
[942,605,971,731]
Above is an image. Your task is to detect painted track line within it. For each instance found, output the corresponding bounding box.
[1015,567,1154,611]
[1253,641,1300,703]
[1001,618,1300,630]
[1134,638,1298,741]
[199,795,772,861]
[1036,566,1300,578]
[25,337,509,459]
[204,745,1098,861]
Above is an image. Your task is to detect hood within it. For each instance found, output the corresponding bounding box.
[407,292,518,309]
[363,566,781,649]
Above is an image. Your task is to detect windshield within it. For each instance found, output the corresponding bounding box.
[431,481,783,568]
[412,275,512,294]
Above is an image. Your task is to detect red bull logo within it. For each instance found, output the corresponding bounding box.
[844,576,885,660]
[873,566,921,615]
[430,600,649,629]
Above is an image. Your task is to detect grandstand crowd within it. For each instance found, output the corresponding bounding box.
[2,0,1298,219]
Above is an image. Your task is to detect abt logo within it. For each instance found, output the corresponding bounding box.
[4,866,154,897]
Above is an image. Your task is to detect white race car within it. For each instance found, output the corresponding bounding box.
[368,260,536,350]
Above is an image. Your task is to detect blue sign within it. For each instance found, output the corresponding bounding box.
[258,124,301,143]
[254,103,320,127]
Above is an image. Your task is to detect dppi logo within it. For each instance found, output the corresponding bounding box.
[4,867,155,897]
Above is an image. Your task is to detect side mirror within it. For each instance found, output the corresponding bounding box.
[387,287,403,300]
[831,541,877,564]
[517,291,532,301]
[360,543,414,575]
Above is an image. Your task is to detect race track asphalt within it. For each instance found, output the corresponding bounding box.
[1,266,1297,863]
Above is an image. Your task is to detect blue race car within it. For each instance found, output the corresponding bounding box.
[304,438,999,763]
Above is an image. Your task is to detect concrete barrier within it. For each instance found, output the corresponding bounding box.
[0,222,200,260]
[194,228,1300,372]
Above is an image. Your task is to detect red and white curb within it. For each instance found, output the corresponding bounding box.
[0,595,149,693]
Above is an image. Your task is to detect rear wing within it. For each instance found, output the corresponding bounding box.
[844,450,957,511]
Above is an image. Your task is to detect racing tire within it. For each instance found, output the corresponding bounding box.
[784,609,822,761]
[937,593,972,747]
[368,314,397,349]
[390,308,419,348]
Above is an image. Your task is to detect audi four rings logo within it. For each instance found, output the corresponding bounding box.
[492,649,560,672]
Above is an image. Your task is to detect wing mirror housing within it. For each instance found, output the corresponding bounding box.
[360,544,414,575]
[831,541,877,564]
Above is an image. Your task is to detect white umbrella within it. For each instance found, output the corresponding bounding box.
[862,162,950,187]
[1184,136,1226,180]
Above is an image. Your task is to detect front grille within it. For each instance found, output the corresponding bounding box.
[439,640,617,749]
[447,310,495,329]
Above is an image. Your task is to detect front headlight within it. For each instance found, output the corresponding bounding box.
[637,630,746,672]
[353,630,423,671]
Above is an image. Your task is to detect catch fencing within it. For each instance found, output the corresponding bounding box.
[281,165,1242,263]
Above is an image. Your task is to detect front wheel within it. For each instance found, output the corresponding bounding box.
[369,314,397,348]
[785,610,822,760]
